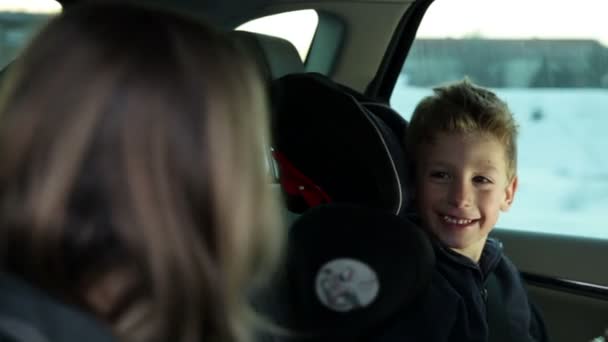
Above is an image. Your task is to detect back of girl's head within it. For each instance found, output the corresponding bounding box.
[0,3,282,341]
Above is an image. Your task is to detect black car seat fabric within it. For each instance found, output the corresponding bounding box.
[271,72,408,216]
[360,102,407,145]
[275,204,434,341]
[231,31,305,81]
[0,274,115,342]
[266,73,433,341]
[331,82,408,143]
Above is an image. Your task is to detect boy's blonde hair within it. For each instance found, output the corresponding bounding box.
[406,79,518,180]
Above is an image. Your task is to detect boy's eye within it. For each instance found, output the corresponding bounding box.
[429,171,450,180]
[473,175,492,184]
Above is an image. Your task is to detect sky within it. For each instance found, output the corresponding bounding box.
[416,0,608,46]
[236,10,319,61]
[0,0,61,13]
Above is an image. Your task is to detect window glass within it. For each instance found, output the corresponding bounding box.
[0,1,61,70]
[235,9,319,61]
[391,0,608,239]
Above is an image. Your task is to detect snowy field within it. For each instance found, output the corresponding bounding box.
[391,86,608,240]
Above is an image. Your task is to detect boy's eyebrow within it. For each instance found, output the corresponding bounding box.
[477,167,500,176]
[424,161,501,173]
[475,160,501,173]
[425,161,453,169]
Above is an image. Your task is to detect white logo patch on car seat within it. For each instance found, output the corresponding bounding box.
[315,258,379,312]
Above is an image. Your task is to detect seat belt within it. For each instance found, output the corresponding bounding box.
[486,273,514,342]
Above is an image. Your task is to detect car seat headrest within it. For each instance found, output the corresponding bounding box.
[330,82,409,143]
[360,102,408,143]
[276,204,434,340]
[272,73,408,215]
[232,31,304,80]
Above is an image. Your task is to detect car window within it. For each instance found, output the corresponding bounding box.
[0,1,61,70]
[390,0,608,240]
[235,9,318,62]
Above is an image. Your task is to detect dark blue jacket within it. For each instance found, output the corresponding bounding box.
[375,237,548,342]
[0,274,116,342]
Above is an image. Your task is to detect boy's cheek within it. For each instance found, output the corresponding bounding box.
[421,183,447,202]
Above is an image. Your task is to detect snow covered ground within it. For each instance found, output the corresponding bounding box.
[391,86,608,240]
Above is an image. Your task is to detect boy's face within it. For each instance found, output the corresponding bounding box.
[415,132,517,261]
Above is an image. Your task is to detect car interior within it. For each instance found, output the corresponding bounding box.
[0,0,607,341]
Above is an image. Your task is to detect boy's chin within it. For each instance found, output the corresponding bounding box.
[429,227,472,247]
[439,236,471,250]
[439,234,488,260]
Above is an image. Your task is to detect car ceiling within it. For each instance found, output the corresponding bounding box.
[59,0,412,28]
[57,0,420,93]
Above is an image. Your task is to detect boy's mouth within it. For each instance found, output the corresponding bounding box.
[441,215,478,226]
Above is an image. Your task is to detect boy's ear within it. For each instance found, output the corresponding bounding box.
[500,175,518,212]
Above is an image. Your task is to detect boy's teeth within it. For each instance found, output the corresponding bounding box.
[443,215,473,225]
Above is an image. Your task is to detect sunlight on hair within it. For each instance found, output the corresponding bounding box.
[0,0,61,13]
[236,9,318,61]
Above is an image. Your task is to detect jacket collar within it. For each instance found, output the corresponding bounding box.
[433,237,503,278]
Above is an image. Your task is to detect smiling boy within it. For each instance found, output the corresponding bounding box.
[415,130,516,262]
[391,80,548,342]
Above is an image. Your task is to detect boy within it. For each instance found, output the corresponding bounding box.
[381,80,548,341]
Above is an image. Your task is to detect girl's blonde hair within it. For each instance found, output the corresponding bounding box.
[0,3,282,341]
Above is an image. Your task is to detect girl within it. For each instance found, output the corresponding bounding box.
[0,3,282,342]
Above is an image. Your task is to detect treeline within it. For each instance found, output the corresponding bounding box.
[402,38,608,88]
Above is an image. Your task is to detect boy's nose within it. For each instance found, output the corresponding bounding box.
[447,181,472,208]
